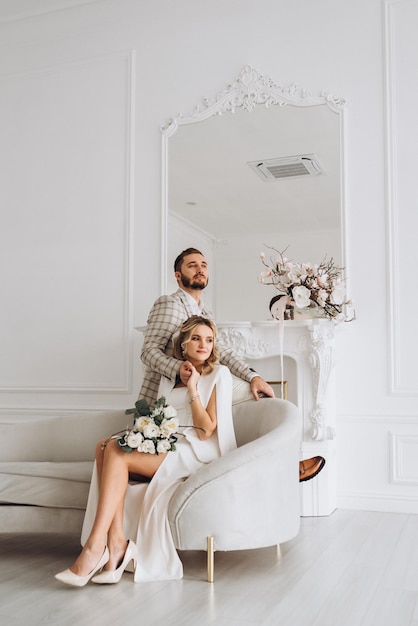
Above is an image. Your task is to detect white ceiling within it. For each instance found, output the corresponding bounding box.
[168,102,341,238]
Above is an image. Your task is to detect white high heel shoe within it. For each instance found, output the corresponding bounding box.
[55,547,109,587]
[91,540,138,584]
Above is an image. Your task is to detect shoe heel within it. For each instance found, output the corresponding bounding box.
[91,540,138,584]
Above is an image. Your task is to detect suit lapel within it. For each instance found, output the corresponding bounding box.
[176,289,197,317]
[175,288,211,319]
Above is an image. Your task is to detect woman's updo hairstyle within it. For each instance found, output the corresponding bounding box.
[173,315,219,373]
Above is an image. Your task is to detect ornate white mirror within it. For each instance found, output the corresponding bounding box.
[161,66,346,322]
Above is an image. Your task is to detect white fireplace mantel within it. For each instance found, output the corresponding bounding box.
[218,319,339,516]
[218,319,337,441]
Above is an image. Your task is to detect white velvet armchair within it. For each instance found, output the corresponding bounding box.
[0,396,301,581]
[167,397,301,580]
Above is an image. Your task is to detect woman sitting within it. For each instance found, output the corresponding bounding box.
[55,315,236,586]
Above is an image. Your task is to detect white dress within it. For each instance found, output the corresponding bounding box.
[81,364,236,582]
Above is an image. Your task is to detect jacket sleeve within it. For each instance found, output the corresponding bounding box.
[216,338,254,383]
[140,294,187,382]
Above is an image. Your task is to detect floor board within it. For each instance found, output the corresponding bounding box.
[0,510,417,626]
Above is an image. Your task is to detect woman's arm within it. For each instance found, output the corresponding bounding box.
[186,365,217,440]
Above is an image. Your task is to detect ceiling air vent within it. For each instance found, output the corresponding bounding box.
[247,154,324,181]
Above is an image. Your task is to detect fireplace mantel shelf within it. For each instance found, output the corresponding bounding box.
[217,319,337,439]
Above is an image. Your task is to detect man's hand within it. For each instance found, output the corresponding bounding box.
[250,376,275,400]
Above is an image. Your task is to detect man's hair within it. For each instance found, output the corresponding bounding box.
[173,315,219,373]
[174,248,204,273]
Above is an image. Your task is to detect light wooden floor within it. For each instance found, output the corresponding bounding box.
[0,509,417,626]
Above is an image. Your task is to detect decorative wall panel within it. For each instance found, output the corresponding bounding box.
[0,50,135,394]
[385,0,418,395]
[390,432,418,485]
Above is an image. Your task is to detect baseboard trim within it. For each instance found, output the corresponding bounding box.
[338,491,418,514]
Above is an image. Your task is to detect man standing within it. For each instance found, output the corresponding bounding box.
[139,247,274,406]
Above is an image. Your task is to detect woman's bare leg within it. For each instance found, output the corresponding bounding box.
[69,439,166,576]
[95,440,128,569]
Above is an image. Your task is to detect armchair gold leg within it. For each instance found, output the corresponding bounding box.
[207,536,214,582]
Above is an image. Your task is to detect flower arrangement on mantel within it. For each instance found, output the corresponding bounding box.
[258,245,355,323]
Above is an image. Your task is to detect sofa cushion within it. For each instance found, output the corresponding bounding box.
[0,461,93,509]
[0,410,127,462]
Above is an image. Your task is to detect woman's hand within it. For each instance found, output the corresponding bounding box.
[181,363,216,440]
[184,361,200,393]
[179,361,192,385]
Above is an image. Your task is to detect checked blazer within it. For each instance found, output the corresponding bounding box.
[138,289,254,406]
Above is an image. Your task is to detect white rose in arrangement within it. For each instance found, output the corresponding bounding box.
[126,431,143,448]
[139,439,156,454]
[156,439,172,454]
[163,405,177,419]
[143,423,160,439]
[292,285,311,308]
[159,417,179,438]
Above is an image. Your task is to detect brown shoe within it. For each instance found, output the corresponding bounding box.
[299,456,326,482]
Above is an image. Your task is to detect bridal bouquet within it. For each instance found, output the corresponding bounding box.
[258,245,354,322]
[119,396,179,454]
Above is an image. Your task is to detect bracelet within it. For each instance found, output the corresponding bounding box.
[188,394,200,404]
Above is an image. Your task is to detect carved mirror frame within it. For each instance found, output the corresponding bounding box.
[160,65,347,294]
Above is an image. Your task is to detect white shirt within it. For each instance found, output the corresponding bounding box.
[180,288,204,315]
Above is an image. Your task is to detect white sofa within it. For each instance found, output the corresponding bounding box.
[0,398,301,546]
[0,409,127,533]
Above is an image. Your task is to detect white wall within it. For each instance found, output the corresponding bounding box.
[0,0,417,513]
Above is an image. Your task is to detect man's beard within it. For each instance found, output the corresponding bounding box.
[181,273,208,290]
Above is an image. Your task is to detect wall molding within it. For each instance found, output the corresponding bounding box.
[0,49,136,395]
[338,414,418,424]
[0,407,126,421]
[390,432,418,485]
[0,0,98,24]
[383,0,418,397]
[338,490,418,515]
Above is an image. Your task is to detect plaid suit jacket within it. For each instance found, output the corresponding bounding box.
[139,289,253,405]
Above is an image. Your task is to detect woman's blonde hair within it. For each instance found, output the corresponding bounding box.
[173,315,219,373]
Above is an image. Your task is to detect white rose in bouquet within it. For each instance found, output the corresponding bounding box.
[139,439,156,454]
[157,439,172,454]
[143,422,160,439]
[126,431,143,448]
[163,405,177,419]
[159,417,179,438]
[134,416,151,432]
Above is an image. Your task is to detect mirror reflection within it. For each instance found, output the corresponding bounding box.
[164,67,345,322]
